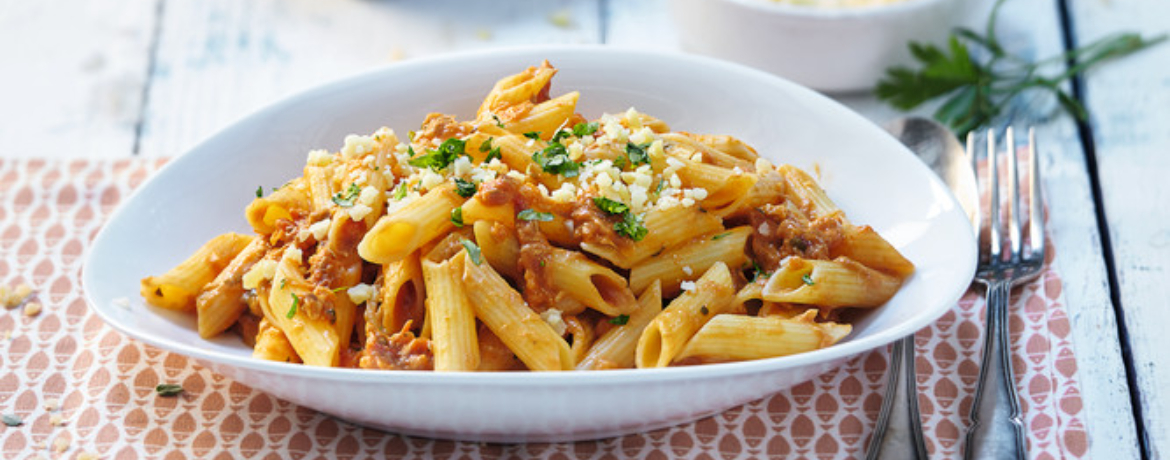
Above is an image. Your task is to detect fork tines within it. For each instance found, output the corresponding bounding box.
[966,127,1046,268]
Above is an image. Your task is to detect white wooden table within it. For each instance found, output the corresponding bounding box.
[2,1,1166,458]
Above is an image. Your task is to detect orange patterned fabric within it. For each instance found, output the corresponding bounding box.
[0,158,1087,459]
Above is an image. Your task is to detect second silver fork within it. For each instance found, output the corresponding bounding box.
[964,127,1046,460]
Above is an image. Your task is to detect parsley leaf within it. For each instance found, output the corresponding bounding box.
[750,260,769,282]
[523,131,542,140]
[392,182,408,200]
[517,209,555,222]
[155,384,184,397]
[876,0,1166,135]
[612,155,628,170]
[625,142,651,166]
[712,232,731,240]
[461,239,482,265]
[531,143,580,177]
[572,121,599,137]
[608,314,630,326]
[2,414,22,427]
[485,146,502,163]
[479,138,494,152]
[491,114,505,128]
[287,293,299,319]
[408,138,467,171]
[614,212,648,241]
[592,197,629,215]
[454,178,477,198]
[331,183,362,207]
[451,207,464,227]
[255,186,263,198]
[802,273,816,286]
[551,129,572,144]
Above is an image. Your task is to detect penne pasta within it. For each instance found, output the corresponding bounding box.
[628,226,751,297]
[422,253,480,371]
[577,281,664,370]
[761,256,903,308]
[673,312,851,364]
[141,233,254,312]
[635,262,737,368]
[358,183,465,265]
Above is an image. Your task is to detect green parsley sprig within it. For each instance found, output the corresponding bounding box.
[876,0,1165,135]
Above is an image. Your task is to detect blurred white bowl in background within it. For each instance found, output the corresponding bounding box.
[669,0,961,93]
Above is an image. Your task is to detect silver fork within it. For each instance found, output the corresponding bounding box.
[963,127,1045,460]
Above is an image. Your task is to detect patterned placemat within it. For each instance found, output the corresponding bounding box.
[0,158,1087,459]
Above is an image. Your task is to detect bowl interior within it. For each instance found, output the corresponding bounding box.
[84,46,975,383]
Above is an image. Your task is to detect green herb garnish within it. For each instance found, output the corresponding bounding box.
[750,260,769,282]
[155,384,184,397]
[523,131,542,140]
[392,182,408,200]
[876,0,1166,135]
[550,129,572,144]
[2,414,22,427]
[408,138,467,171]
[531,143,580,177]
[592,197,630,215]
[802,273,816,286]
[255,186,263,198]
[287,293,299,319]
[712,232,731,240]
[517,209,555,222]
[331,183,362,207]
[461,239,482,265]
[625,142,651,166]
[454,178,477,198]
[572,121,599,137]
[609,314,630,326]
[614,213,648,241]
[451,207,464,227]
[491,114,505,128]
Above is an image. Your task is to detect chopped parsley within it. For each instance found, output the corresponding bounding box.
[572,121,599,137]
[408,138,467,171]
[392,182,409,200]
[550,129,572,144]
[454,178,477,198]
[614,213,648,241]
[479,137,502,162]
[491,114,505,128]
[612,155,628,170]
[2,414,22,427]
[155,384,184,397]
[608,314,630,326]
[255,186,263,198]
[287,293,299,319]
[517,209,555,222]
[802,273,816,286]
[712,232,732,240]
[331,183,362,207]
[531,143,580,177]
[592,197,630,215]
[461,239,482,265]
[523,131,542,140]
[625,142,651,166]
[750,260,769,282]
[451,207,464,227]
[593,197,646,241]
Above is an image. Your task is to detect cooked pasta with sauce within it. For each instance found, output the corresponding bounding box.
[140,61,914,371]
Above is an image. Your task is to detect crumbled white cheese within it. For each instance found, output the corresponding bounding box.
[628,127,654,146]
[358,186,380,207]
[759,222,771,235]
[682,266,694,276]
[282,247,303,266]
[306,149,333,167]
[624,107,643,130]
[550,182,577,203]
[309,218,332,241]
[540,308,567,336]
[347,203,374,222]
[419,168,444,191]
[680,281,697,292]
[346,284,377,305]
[755,157,774,172]
[341,134,377,159]
[243,259,278,289]
[453,156,472,177]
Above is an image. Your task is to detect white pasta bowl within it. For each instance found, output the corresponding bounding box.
[669,0,962,93]
[84,46,976,442]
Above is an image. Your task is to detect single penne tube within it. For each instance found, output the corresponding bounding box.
[253,318,302,363]
[358,183,464,264]
[461,195,515,228]
[461,249,573,371]
[780,164,841,217]
[835,225,916,277]
[472,220,521,281]
[563,314,595,365]
[628,226,752,297]
[635,262,737,368]
[245,178,311,234]
[195,237,268,338]
[673,313,851,364]
[505,92,580,138]
[477,61,557,121]
[267,258,341,367]
[761,256,903,308]
[582,204,724,269]
[422,253,480,371]
[661,132,754,171]
[305,164,335,212]
[376,251,426,335]
[718,167,787,219]
[691,134,760,162]
[544,247,637,316]
[577,281,663,370]
[141,233,255,312]
[669,157,758,214]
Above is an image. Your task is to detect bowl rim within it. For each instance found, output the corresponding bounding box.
[84,44,976,387]
[697,0,953,18]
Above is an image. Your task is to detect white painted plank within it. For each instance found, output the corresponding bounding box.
[604,0,679,50]
[1065,2,1170,457]
[136,0,602,158]
[0,0,157,159]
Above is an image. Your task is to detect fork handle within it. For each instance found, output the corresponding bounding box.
[865,336,928,460]
[964,280,1027,459]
